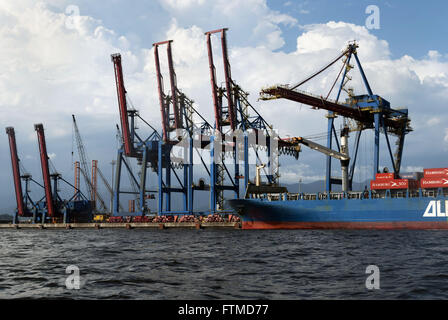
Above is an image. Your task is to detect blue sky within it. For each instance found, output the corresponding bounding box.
[0,0,447,212]
[45,0,448,58]
[267,0,447,58]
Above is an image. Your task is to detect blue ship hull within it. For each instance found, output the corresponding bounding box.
[228,196,448,229]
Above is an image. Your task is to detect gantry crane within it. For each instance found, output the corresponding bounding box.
[153,40,213,214]
[260,42,412,192]
[72,114,109,212]
[204,28,300,211]
[33,123,92,223]
[111,53,161,216]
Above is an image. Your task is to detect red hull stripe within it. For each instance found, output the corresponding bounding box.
[242,221,448,230]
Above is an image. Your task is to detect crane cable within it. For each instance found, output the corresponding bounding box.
[290,48,349,91]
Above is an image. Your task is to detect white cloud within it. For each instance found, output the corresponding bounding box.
[162,0,206,10]
[157,0,297,50]
[0,1,142,139]
[296,21,390,61]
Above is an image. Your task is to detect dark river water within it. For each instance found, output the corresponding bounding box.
[1,228,447,299]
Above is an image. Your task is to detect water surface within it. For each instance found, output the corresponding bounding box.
[1,229,447,299]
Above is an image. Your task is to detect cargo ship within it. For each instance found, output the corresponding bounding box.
[229,43,448,230]
[229,169,448,230]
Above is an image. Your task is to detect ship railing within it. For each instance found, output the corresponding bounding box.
[371,191,382,199]
[281,192,367,200]
[267,194,282,201]
[303,193,317,200]
[408,191,420,198]
[396,190,420,198]
[287,193,300,200]
[330,192,344,200]
[255,189,431,201]
[392,191,405,198]
[348,192,363,199]
[421,188,448,198]
[422,190,436,198]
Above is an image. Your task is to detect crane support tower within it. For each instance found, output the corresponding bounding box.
[204,28,299,211]
[153,40,216,215]
[111,30,305,217]
[111,53,161,216]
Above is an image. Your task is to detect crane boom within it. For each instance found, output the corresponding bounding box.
[153,40,187,141]
[6,127,26,216]
[260,86,409,132]
[154,42,170,142]
[280,137,349,161]
[72,115,92,200]
[34,123,55,217]
[111,53,134,156]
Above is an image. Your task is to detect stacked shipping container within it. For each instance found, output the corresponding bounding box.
[369,168,448,190]
[370,172,419,190]
[370,178,419,190]
[420,168,448,188]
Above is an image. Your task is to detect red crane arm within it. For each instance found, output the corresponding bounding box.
[261,86,405,130]
[111,53,133,156]
[261,86,366,121]
[153,40,184,142]
[153,42,170,142]
[6,127,25,216]
[34,123,55,217]
[166,41,181,130]
[205,28,236,132]
[220,29,236,130]
[205,31,221,132]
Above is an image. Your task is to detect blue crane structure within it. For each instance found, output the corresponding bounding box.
[111,46,214,216]
[111,53,161,216]
[260,42,412,192]
[110,29,303,217]
[204,28,302,210]
[153,39,213,215]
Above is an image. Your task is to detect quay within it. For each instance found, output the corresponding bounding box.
[0,222,241,230]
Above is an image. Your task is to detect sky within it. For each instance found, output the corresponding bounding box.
[0,0,448,212]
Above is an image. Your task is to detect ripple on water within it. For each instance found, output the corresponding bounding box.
[1,229,448,299]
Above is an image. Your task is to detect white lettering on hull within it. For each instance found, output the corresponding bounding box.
[423,200,448,217]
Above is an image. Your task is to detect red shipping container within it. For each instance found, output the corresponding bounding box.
[420,177,448,188]
[423,168,448,178]
[371,179,418,190]
[375,173,395,180]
